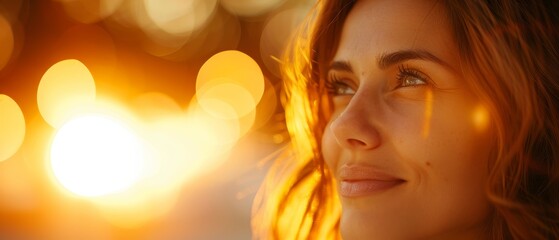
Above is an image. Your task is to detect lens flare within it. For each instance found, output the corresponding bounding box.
[37,59,96,128]
[49,114,145,197]
[422,89,433,139]
[472,105,490,132]
[0,94,25,162]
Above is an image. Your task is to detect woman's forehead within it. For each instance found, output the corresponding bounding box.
[332,0,459,73]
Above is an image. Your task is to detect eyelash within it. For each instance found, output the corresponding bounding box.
[395,64,430,88]
[325,64,431,96]
[325,73,354,96]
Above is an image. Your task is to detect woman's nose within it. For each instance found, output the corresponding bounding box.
[328,99,382,150]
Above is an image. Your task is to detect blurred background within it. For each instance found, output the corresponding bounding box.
[0,0,313,239]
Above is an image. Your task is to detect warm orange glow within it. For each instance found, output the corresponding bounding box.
[42,92,242,226]
[0,159,35,210]
[187,101,242,148]
[472,104,490,132]
[142,115,209,191]
[131,92,182,122]
[94,188,179,228]
[1,0,308,236]
[221,0,286,17]
[251,78,279,131]
[56,0,124,23]
[37,59,96,128]
[197,82,257,119]
[0,94,25,162]
[194,50,265,137]
[0,14,14,71]
[144,0,218,35]
[78,109,240,228]
[422,90,434,139]
[260,8,309,77]
[49,114,145,197]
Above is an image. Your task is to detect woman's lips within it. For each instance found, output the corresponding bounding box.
[338,165,405,198]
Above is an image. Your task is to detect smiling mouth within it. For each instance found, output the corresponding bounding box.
[338,165,406,198]
[339,179,405,197]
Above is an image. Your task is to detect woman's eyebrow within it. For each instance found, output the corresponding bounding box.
[328,60,354,73]
[329,49,455,74]
[378,49,453,71]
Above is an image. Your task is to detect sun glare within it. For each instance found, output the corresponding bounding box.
[49,114,145,197]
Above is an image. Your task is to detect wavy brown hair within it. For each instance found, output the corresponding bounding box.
[252,0,559,239]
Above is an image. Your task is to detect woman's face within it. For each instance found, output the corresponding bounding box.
[322,0,494,239]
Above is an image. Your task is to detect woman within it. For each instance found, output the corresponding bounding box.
[252,0,559,239]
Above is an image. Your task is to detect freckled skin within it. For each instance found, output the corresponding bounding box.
[322,0,494,239]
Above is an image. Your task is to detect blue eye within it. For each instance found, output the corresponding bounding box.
[326,74,356,95]
[396,65,429,88]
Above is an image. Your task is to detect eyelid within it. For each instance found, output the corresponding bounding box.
[395,64,433,88]
[326,72,356,95]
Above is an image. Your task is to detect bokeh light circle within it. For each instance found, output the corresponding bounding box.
[0,15,15,71]
[0,94,25,162]
[37,59,96,128]
[196,50,264,109]
[197,82,257,119]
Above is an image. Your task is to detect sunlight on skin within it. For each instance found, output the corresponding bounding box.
[422,89,434,139]
[0,94,25,162]
[37,59,96,128]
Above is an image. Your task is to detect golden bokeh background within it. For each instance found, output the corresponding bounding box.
[0,0,312,238]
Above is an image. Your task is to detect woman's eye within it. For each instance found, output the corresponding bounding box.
[396,65,430,88]
[400,76,427,87]
[326,75,356,95]
[331,82,355,95]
